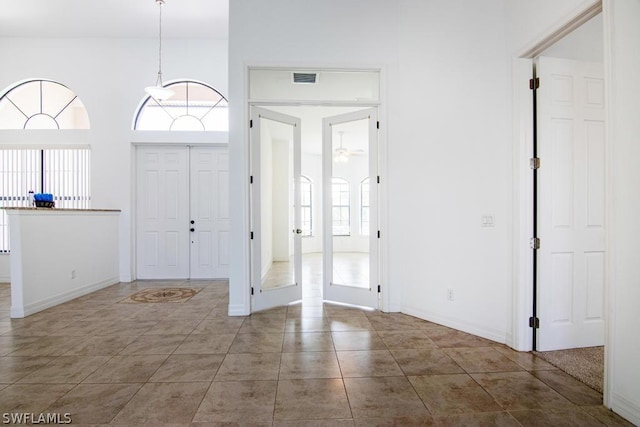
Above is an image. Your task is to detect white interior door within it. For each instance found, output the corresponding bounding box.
[322,108,379,309]
[189,147,230,279]
[250,107,303,311]
[136,146,190,279]
[536,56,605,351]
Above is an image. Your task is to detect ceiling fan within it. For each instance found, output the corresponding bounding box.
[334,131,364,163]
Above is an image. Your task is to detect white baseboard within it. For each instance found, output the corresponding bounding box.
[610,393,640,426]
[10,277,119,318]
[401,305,508,345]
[228,303,250,317]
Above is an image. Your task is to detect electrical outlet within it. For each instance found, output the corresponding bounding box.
[71,270,76,279]
[447,289,454,301]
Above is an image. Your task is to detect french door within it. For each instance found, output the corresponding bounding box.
[536,56,605,351]
[250,107,303,311]
[136,145,229,279]
[322,108,379,309]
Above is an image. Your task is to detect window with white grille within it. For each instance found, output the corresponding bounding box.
[0,79,90,130]
[134,80,228,131]
[360,177,370,236]
[300,175,312,236]
[332,177,350,236]
[0,148,91,252]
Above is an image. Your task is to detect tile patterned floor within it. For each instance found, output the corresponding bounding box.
[0,280,633,426]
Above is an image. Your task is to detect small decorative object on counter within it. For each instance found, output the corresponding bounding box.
[34,193,55,208]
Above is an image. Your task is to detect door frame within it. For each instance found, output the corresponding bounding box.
[511,0,614,403]
[246,66,388,313]
[131,142,229,281]
[511,1,603,352]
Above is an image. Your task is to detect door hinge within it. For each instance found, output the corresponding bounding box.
[529,237,540,250]
[529,316,540,328]
[377,175,380,184]
[251,287,254,295]
[376,121,380,129]
[249,119,253,128]
[377,230,381,238]
[250,231,254,240]
[530,157,540,170]
[377,285,381,293]
[529,77,540,90]
[250,175,253,184]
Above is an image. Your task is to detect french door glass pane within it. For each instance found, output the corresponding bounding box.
[331,119,369,288]
[260,118,296,291]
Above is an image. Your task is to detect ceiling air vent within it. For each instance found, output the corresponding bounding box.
[292,72,318,84]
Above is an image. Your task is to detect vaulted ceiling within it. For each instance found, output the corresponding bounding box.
[0,0,228,39]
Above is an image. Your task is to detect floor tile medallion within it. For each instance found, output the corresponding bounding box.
[119,288,202,304]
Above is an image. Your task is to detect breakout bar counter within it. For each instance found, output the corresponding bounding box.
[3,208,120,318]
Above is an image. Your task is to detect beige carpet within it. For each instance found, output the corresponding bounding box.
[535,346,604,393]
[120,287,202,304]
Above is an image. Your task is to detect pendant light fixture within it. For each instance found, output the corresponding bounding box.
[145,0,174,101]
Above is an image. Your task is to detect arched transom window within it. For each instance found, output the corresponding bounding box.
[134,80,228,131]
[0,79,90,129]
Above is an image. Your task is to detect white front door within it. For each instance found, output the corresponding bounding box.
[136,145,229,280]
[536,56,605,351]
[250,107,303,311]
[322,108,379,309]
[136,146,190,279]
[189,147,230,279]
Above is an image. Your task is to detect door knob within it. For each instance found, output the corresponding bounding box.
[295,229,302,234]
[190,228,195,232]
[190,220,195,224]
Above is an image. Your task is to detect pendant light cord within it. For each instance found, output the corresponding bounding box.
[156,0,164,86]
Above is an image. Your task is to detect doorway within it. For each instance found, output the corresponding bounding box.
[135,145,230,279]
[249,104,380,312]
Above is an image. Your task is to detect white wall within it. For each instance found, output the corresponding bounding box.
[391,0,512,342]
[7,209,119,317]
[229,0,514,343]
[504,0,600,54]
[604,0,640,422]
[0,37,228,282]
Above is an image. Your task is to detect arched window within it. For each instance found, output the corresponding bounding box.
[360,177,370,236]
[134,80,228,131]
[332,177,350,236]
[0,79,90,129]
[300,176,312,236]
[0,79,91,252]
